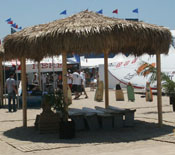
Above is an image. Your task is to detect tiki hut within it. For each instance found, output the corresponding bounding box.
[0,45,4,106]
[3,10,172,127]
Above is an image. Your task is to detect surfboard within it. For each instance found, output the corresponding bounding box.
[94,81,103,102]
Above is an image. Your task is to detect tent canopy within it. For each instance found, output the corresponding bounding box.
[4,55,78,73]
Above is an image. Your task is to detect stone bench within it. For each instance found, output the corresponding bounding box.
[68,108,86,131]
[81,107,100,130]
[95,106,123,128]
[82,107,113,130]
[107,105,136,127]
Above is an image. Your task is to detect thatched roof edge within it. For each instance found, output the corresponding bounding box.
[3,10,172,61]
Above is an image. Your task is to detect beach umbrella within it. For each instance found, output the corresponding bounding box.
[3,10,172,127]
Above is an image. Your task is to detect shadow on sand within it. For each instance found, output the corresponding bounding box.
[3,120,174,144]
[143,111,173,114]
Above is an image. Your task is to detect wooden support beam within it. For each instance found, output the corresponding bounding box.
[37,61,41,90]
[21,57,27,127]
[62,52,68,121]
[0,58,3,107]
[156,53,163,127]
[104,50,109,108]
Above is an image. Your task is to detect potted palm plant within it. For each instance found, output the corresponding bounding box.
[162,78,175,111]
[138,61,175,111]
[47,89,75,139]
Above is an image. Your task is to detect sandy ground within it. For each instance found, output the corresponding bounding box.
[0,88,175,155]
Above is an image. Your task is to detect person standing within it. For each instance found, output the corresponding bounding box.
[72,69,81,99]
[53,73,58,90]
[80,69,88,98]
[32,73,39,85]
[5,72,18,112]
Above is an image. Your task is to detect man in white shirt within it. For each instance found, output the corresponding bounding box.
[80,69,88,98]
[72,69,82,99]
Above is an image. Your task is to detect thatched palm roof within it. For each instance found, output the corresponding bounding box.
[4,10,172,61]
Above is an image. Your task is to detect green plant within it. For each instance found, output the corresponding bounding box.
[44,90,68,120]
[162,79,175,95]
[138,61,175,95]
[138,61,168,84]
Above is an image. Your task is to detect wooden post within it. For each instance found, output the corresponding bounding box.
[156,53,162,127]
[37,61,41,90]
[3,59,6,106]
[62,52,68,121]
[0,58,3,107]
[104,50,109,108]
[21,57,27,127]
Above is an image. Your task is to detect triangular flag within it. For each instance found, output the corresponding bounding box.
[11,23,16,28]
[8,21,13,24]
[60,10,67,15]
[18,26,22,30]
[112,9,118,14]
[11,23,18,28]
[11,28,16,34]
[96,9,103,14]
[6,18,12,22]
[132,8,139,13]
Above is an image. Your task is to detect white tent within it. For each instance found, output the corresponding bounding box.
[4,55,78,73]
[99,46,175,89]
[67,54,125,68]
[98,30,175,90]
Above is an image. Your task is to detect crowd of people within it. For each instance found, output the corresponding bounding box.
[70,69,88,99]
[4,69,92,112]
[5,68,156,113]
[30,69,89,100]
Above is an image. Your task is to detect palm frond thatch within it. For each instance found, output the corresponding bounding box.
[3,10,172,61]
[0,45,4,58]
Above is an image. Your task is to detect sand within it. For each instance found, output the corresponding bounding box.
[0,88,175,155]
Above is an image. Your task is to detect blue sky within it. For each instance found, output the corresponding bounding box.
[0,0,175,41]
